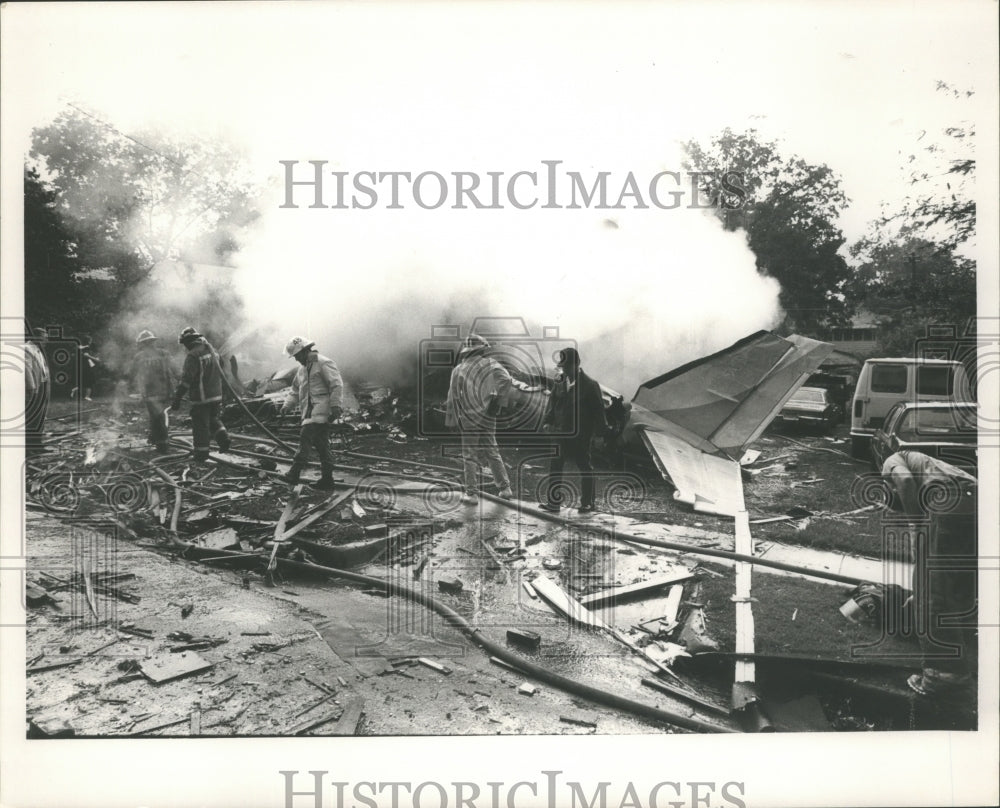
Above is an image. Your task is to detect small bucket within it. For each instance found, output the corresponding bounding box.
[839,598,865,623]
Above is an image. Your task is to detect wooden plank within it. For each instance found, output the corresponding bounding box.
[139,651,214,684]
[530,576,608,630]
[578,570,694,609]
[640,677,731,718]
[328,695,364,736]
[82,570,98,618]
[291,710,341,736]
[274,485,304,541]
[416,657,452,675]
[280,489,354,542]
[26,657,83,675]
[663,584,684,625]
[733,506,755,684]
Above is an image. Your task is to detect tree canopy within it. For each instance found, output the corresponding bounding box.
[683,129,851,334]
[25,106,261,341]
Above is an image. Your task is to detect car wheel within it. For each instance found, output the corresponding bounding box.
[851,435,871,461]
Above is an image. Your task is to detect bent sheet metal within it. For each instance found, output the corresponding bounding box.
[628,330,833,517]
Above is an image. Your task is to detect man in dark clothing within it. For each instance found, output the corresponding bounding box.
[882,450,978,698]
[131,330,175,452]
[171,327,231,461]
[539,347,609,514]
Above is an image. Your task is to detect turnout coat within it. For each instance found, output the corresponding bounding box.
[288,350,344,425]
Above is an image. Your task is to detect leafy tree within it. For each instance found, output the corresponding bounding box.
[881,82,975,252]
[24,106,262,350]
[30,106,261,270]
[23,166,113,334]
[845,228,975,355]
[683,129,851,334]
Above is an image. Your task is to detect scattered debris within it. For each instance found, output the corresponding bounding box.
[195,527,239,550]
[517,683,537,696]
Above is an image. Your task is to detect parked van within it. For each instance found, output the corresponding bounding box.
[850,358,973,458]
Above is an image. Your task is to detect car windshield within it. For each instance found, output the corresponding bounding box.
[789,388,825,404]
[898,408,977,438]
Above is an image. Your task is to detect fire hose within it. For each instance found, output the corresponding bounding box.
[173,428,870,587]
[176,539,736,734]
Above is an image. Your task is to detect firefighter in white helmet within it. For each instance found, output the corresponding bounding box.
[130,329,175,453]
[280,336,344,490]
[445,334,514,503]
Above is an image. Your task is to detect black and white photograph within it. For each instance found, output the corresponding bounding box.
[1,2,997,807]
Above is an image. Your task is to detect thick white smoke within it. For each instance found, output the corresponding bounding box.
[234,158,782,396]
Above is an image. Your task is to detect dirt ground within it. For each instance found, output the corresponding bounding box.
[19,398,979,736]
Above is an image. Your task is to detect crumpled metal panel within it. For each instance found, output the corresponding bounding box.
[632,331,834,459]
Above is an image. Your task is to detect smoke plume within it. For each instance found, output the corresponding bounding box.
[233,171,781,396]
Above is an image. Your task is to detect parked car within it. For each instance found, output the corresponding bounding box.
[850,358,973,458]
[777,386,843,432]
[870,401,978,472]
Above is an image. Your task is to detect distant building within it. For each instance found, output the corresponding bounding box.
[825,310,882,357]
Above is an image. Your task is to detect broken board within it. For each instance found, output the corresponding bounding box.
[578,569,694,609]
[531,576,609,630]
[140,651,214,684]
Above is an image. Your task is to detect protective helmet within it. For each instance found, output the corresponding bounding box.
[284,336,315,357]
[178,326,202,344]
[458,333,490,358]
[136,329,157,344]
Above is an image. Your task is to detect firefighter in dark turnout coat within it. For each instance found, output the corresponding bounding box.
[131,329,175,452]
[539,347,609,514]
[172,327,231,461]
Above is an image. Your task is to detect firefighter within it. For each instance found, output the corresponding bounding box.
[881,450,977,698]
[445,334,514,504]
[131,330,175,453]
[171,327,231,461]
[539,347,610,514]
[279,336,343,491]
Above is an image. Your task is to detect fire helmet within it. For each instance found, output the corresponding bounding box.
[136,329,157,344]
[459,333,490,358]
[285,336,315,357]
[178,326,203,344]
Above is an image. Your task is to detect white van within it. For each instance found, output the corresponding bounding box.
[850,358,973,458]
